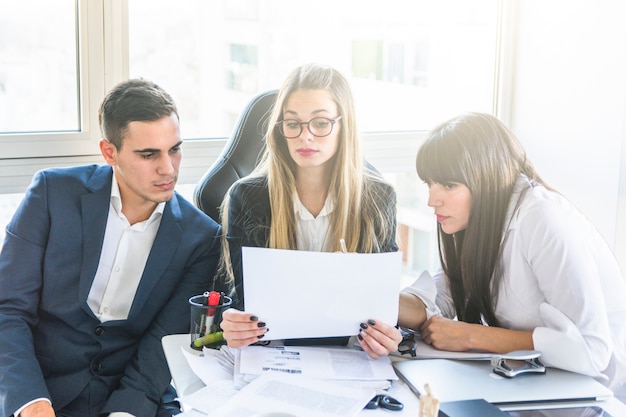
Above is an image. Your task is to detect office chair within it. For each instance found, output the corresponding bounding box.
[194,89,278,223]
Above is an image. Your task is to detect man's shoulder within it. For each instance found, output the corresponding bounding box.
[36,164,108,182]
[171,192,221,229]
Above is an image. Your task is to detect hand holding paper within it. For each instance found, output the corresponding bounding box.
[242,247,402,341]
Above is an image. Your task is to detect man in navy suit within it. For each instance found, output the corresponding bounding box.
[0,79,221,417]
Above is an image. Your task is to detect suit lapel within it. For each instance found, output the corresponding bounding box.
[128,194,183,318]
[78,166,113,316]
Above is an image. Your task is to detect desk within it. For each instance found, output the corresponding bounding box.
[162,334,626,416]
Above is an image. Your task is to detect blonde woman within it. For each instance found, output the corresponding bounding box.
[219,63,401,359]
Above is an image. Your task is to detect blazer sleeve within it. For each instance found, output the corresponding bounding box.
[0,171,55,417]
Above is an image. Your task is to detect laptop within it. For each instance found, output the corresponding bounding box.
[393,359,613,406]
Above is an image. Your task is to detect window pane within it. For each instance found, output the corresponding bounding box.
[0,1,79,134]
[129,0,498,139]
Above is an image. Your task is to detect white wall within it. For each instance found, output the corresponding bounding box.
[509,0,626,271]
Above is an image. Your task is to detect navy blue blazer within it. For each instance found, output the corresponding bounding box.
[0,165,221,417]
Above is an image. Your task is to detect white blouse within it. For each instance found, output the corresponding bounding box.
[294,193,333,252]
[404,175,626,401]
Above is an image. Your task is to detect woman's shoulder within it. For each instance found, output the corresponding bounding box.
[364,173,396,197]
[230,175,269,196]
[513,183,596,239]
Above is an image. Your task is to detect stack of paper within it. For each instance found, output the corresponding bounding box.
[177,344,397,417]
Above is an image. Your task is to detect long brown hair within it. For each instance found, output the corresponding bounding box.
[416,112,545,325]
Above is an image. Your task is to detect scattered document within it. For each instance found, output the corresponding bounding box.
[204,372,376,417]
[242,247,402,340]
[239,345,398,381]
[181,347,233,386]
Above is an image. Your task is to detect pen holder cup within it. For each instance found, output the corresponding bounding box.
[189,293,232,350]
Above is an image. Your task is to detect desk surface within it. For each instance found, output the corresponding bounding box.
[162,334,626,416]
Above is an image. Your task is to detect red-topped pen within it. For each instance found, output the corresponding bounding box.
[207,291,221,316]
[203,291,221,334]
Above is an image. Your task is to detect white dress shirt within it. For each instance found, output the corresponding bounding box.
[87,177,164,322]
[294,193,333,252]
[404,175,626,401]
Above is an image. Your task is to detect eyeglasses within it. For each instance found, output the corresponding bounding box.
[276,116,342,139]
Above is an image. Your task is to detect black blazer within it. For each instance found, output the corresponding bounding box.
[225,173,398,310]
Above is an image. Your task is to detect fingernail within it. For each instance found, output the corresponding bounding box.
[360,322,368,329]
[257,321,266,328]
[257,334,265,339]
[357,334,363,341]
[250,316,258,321]
[367,319,376,326]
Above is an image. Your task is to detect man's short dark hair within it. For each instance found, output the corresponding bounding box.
[98,78,178,149]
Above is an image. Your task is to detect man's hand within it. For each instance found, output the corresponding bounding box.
[19,400,55,417]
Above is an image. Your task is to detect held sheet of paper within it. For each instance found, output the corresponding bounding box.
[242,247,402,340]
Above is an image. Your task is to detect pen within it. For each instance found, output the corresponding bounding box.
[340,238,348,254]
[202,291,221,334]
[192,331,224,348]
[207,291,221,316]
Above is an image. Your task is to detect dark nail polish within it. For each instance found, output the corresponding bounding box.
[367,319,376,326]
[257,334,265,339]
[358,334,363,341]
[360,322,368,329]
[257,321,266,328]
[250,315,258,321]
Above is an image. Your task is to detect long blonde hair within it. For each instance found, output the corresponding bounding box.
[219,63,395,283]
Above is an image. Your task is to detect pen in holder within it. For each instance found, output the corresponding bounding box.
[189,292,232,350]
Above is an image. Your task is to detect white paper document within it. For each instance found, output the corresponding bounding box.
[239,345,398,381]
[205,372,375,417]
[242,247,402,340]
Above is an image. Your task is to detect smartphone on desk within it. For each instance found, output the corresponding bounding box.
[506,406,611,417]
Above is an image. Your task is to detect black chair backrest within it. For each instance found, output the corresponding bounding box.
[194,89,278,223]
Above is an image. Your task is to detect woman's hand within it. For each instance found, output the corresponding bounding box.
[220,308,268,348]
[357,319,403,359]
[419,316,476,351]
[420,315,534,353]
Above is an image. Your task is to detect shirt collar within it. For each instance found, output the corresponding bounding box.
[293,193,334,220]
[110,174,165,224]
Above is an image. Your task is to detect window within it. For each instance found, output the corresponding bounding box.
[0,0,104,161]
[0,1,78,134]
[128,0,499,138]
[0,0,504,275]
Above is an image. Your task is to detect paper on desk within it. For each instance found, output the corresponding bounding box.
[181,346,232,385]
[239,345,398,381]
[242,247,402,340]
[204,372,375,417]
